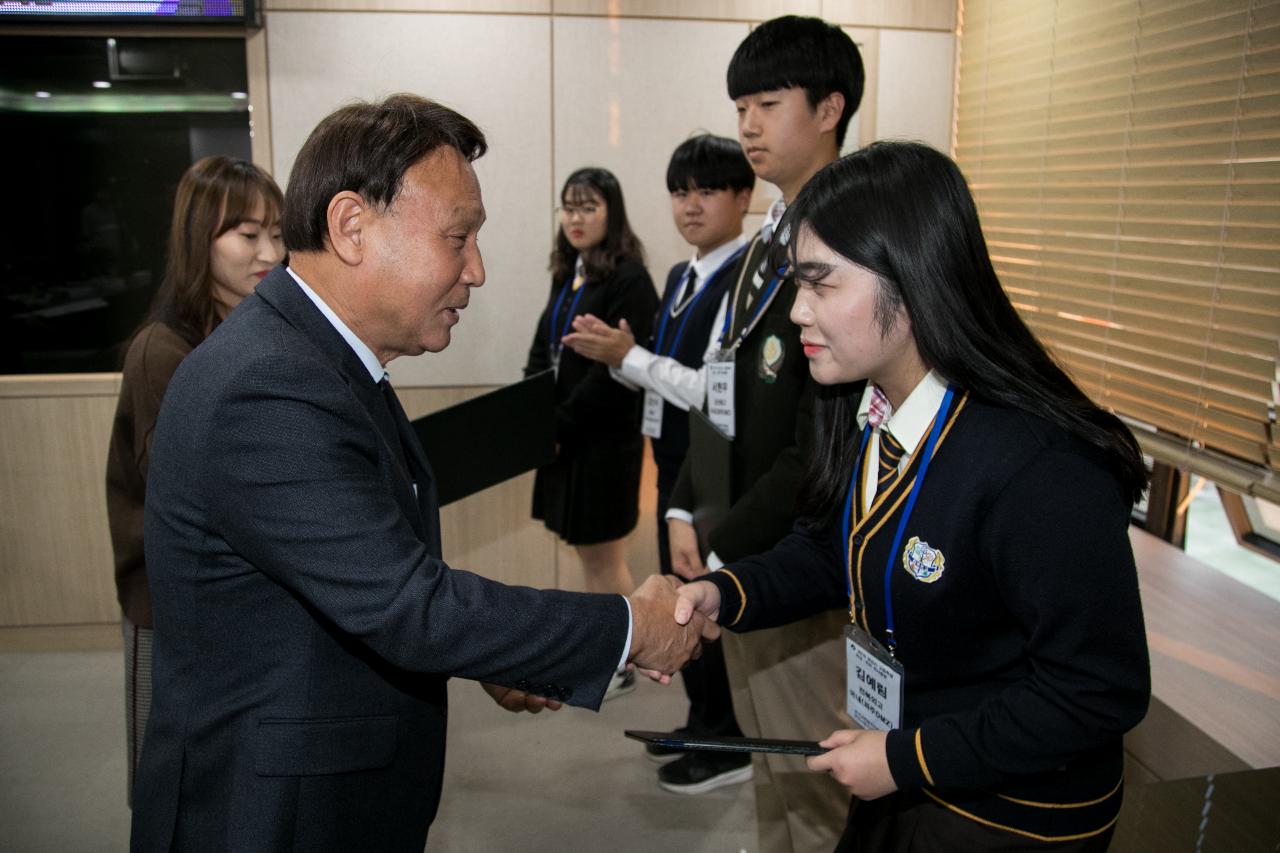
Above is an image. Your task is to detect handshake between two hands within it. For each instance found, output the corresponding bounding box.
[481,575,899,799]
[625,574,722,683]
[480,575,719,713]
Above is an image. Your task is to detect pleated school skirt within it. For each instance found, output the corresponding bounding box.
[532,433,643,546]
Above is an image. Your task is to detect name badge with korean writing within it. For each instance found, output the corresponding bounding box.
[641,389,664,438]
[706,358,735,439]
[845,624,904,731]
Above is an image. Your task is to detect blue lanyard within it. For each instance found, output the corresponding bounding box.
[718,262,788,350]
[654,245,747,357]
[548,275,588,358]
[842,386,956,655]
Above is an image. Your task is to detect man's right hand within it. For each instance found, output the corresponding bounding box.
[667,518,707,580]
[627,574,719,682]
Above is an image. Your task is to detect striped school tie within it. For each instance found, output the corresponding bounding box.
[878,429,905,490]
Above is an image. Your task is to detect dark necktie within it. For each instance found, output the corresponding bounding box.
[877,430,905,491]
[377,376,440,553]
[674,266,698,314]
[378,376,412,477]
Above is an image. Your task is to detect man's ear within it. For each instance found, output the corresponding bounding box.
[734,188,753,215]
[816,91,845,136]
[326,191,370,266]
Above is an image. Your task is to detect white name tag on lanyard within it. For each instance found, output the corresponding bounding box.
[641,389,664,438]
[845,624,904,730]
[706,359,736,438]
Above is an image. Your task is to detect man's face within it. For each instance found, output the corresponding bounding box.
[735,87,831,193]
[362,147,486,358]
[670,184,750,256]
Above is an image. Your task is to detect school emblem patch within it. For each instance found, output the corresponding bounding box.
[902,536,945,584]
[759,334,784,384]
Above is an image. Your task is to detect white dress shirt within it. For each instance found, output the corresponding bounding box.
[288,267,385,384]
[609,234,748,409]
[855,370,950,507]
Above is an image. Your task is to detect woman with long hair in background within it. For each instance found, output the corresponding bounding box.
[525,167,658,699]
[105,156,285,804]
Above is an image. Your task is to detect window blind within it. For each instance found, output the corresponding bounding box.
[954,0,1280,495]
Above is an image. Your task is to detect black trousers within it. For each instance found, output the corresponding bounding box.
[656,470,741,739]
[836,792,1116,853]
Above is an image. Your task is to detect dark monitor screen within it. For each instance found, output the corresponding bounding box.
[0,35,253,374]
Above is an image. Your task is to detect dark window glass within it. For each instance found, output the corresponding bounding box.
[0,35,251,373]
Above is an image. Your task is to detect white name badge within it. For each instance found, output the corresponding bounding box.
[706,359,736,439]
[641,389,664,438]
[845,624,904,731]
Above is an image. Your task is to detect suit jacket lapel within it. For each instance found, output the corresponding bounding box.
[253,269,436,547]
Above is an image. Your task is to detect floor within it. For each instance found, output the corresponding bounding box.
[0,640,755,853]
[2,485,1275,852]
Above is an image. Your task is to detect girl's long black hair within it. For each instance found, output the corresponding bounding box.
[777,141,1146,521]
[549,167,645,284]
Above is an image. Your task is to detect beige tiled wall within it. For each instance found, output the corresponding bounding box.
[552,15,748,284]
[266,11,554,387]
[874,28,955,148]
[259,1,957,387]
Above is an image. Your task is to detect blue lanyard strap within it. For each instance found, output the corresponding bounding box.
[719,262,787,350]
[548,276,587,358]
[656,244,747,356]
[843,386,956,655]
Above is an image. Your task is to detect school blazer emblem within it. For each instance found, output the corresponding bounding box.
[902,536,945,583]
[759,333,784,384]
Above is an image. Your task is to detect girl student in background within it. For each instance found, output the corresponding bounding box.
[674,141,1150,851]
[106,156,285,803]
[525,168,658,699]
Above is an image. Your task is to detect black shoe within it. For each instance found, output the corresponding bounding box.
[657,750,754,795]
[644,728,691,763]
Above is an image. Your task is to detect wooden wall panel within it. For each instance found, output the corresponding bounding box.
[0,381,650,626]
[0,389,120,626]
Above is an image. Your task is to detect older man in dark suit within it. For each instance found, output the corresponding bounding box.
[130,94,710,852]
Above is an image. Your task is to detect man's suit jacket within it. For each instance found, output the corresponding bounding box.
[131,268,627,852]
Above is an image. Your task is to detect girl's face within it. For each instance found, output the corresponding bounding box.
[559,186,608,252]
[789,226,924,401]
[210,195,284,318]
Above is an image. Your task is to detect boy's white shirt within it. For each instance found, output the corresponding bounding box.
[609,234,748,407]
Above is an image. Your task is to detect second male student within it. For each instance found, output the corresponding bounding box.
[676,16,866,853]
[565,133,755,794]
